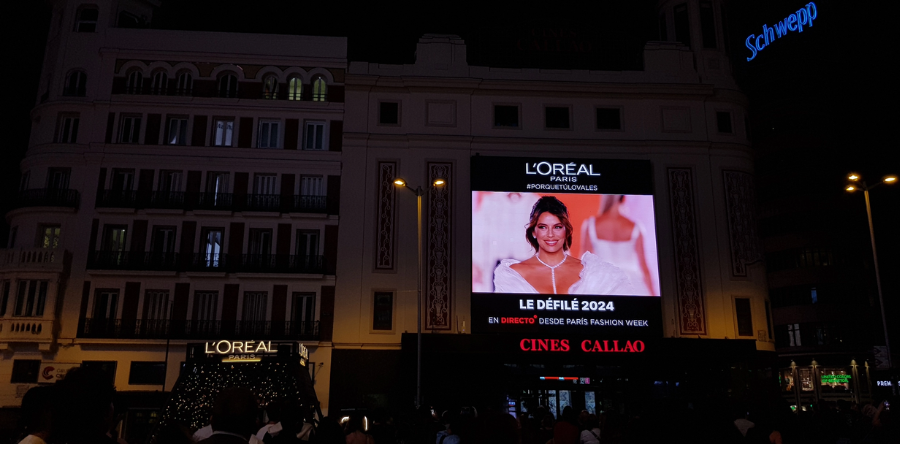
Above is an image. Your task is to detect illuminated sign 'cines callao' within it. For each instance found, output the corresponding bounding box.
[745,2,818,61]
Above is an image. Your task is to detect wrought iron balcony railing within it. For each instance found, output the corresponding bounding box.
[97,190,138,208]
[77,318,320,340]
[14,189,80,209]
[148,191,186,209]
[88,251,179,271]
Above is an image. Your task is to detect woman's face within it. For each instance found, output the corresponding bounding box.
[533,212,566,254]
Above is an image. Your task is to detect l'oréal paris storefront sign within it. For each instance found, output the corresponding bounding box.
[205,340,278,362]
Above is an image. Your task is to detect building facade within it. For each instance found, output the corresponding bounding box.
[1,0,344,413]
[330,0,776,414]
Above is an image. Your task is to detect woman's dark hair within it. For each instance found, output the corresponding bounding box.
[525,196,573,252]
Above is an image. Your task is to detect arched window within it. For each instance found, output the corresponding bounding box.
[175,71,193,96]
[64,70,87,96]
[151,71,168,95]
[126,69,144,94]
[288,77,302,101]
[75,5,98,32]
[312,77,327,102]
[218,73,238,98]
[262,75,279,99]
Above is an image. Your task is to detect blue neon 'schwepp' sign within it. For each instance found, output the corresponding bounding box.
[745,2,818,61]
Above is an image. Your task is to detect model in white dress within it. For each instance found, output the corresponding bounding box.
[581,219,652,296]
[492,251,635,295]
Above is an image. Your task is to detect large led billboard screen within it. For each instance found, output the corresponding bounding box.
[471,156,662,338]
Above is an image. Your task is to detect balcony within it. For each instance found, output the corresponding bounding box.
[87,251,179,271]
[0,318,56,347]
[77,318,319,340]
[97,190,138,208]
[186,252,229,272]
[0,248,66,273]
[148,191,186,209]
[236,254,325,274]
[13,189,79,209]
[196,192,233,211]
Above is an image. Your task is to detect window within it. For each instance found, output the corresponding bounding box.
[119,115,142,143]
[175,71,193,96]
[144,290,170,322]
[596,108,622,130]
[1,280,10,317]
[379,102,399,125]
[545,107,570,129]
[117,11,141,28]
[288,77,302,101]
[716,111,733,133]
[304,121,325,150]
[218,73,238,98]
[734,297,753,337]
[262,75,279,99]
[201,228,224,267]
[47,168,71,190]
[14,280,48,317]
[699,1,718,49]
[248,229,273,258]
[300,175,324,197]
[74,6,98,32]
[101,226,127,261]
[150,227,176,255]
[111,169,135,191]
[674,4,691,48]
[126,70,144,95]
[166,117,188,145]
[19,171,30,191]
[8,227,17,248]
[765,300,773,341]
[57,114,80,143]
[798,368,814,391]
[39,225,60,249]
[11,360,41,383]
[128,362,166,385]
[312,77,327,101]
[810,287,818,304]
[780,369,794,392]
[787,323,801,346]
[80,361,117,385]
[213,118,234,146]
[292,292,315,324]
[93,289,118,320]
[206,172,229,207]
[242,292,267,322]
[151,71,168,95]
[254,174,277,195]
[296,230,320,258]
[194,291,218,321]
[658,13,668,41]
[158,170,182,193]
[373,291,393,330]
[258,120,280,149]
[64,70,87,96]
[493,105,519,127]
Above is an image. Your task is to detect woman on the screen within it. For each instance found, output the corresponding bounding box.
[492,196,634,295]
[580,195,655,296]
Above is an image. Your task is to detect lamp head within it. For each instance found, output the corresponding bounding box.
[393,178,407,187]
[845,185,857,192]
[848,173,860,181]
[884,175,897,184]
[432,178,446,187]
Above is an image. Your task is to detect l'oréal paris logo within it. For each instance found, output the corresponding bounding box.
[526,162,601,182]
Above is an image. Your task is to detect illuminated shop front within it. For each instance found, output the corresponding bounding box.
[779,358,874,410]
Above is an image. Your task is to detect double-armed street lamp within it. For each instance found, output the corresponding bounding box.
[393,176,446,409]
[845,173,897,395]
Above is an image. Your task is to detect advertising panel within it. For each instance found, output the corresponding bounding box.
[471,156,662,338]
[38,362,81,384]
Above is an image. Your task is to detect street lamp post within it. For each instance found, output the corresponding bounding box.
[846,173,897,396]
[394,177,446,409]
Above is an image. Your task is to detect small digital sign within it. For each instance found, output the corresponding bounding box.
[471,156,662,338]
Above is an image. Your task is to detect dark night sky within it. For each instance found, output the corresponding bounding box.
[3,1,897,323]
